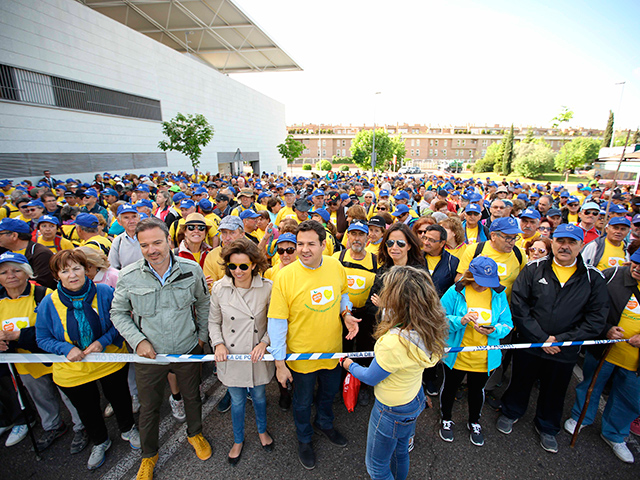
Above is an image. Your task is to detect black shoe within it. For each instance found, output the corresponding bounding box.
[227,443,243,466]
[298,442,315,470]
[425,380,439,397]
[313,423,348,447]
[35,422,68,451]
[279,391,292,411]
[217,390,231,413]
[485,392,502,411]
[70,429,89,455]
[261,431,275,452]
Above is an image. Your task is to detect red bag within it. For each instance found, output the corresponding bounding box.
[342,373,361,413]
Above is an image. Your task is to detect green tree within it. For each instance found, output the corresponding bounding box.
[513,143,555,178]
[551,106,574,129]
[632,128,640,144]
[277,135,306,165]
[158,113,214,173]
[502,124,515,175]
[522,130,536,143]
[603,110,614,148]
[318,160,332,171]
[350,129,405,171]
[554,137,602,172]
[473,142,503,173]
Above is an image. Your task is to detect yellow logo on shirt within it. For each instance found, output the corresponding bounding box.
[347,275,366,290]
[468,308,492,326]
[310,286,335,306]
[496,263,507,277]
[607,257,625,267]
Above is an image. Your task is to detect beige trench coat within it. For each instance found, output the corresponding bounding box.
[208,274,275,388]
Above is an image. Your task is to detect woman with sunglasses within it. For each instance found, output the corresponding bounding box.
[264,233,298,281]
[175,213,213,270]
[524,237,552,261]
[209,238,274,465]
[537,218,553,238]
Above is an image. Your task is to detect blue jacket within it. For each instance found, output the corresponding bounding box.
[36,283,123,357]
[427,249,459,297]
[461,220,489,243]
[440,282,513,373]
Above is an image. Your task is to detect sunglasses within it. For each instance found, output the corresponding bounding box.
[377,208,387,211]
[583,211,599,216]
[386,239,407,248]
[228,263,250,271]
[529,247,547,254]
[277,246,296,255]
[186,225,207,231]
[568,203,579,207]
[538,226,551,232]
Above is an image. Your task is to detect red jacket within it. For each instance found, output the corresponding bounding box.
[580,225,600,245]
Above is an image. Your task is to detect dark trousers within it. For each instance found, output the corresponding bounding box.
[440,367,489,424]
[59,365,134,445]
[291,366,342,444]
[500,350,574,435]
[135,347,203,457]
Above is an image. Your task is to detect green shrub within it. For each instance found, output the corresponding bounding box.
[318,160,332,171]
[513,143,555,178]
[302,164,312,171]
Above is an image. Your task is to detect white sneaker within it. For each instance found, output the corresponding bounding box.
[103,403,114,418]
[169,395,186,422]
[121,425,141,449]
[131,395,140,414]
[601,434,634,463]
[5,424,29,447]
[563,418,586,435]
[87,438,111,470]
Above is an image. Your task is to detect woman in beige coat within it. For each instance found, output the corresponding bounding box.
[209,238,275,465]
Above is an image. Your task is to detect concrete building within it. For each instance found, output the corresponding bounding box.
[0,0,301,181]
[289,123,604,169]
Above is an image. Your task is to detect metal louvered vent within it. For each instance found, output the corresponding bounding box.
[0,64,162,121]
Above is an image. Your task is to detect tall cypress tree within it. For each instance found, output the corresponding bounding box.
[502,124,515,175]
[603,110,614,148]
[632,128,639,145]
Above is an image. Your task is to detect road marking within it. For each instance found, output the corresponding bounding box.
[100,373,221,480]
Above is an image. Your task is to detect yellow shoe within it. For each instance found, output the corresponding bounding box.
[136,454,158,480]
[188,433,212,461]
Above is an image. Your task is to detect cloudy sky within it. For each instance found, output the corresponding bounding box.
[231,0,640,132]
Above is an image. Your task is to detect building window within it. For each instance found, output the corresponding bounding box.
[322,149,326,156]
[322,140,326,147]
[429,149,433,156]
[455,150,459,157]
[469,150,473,157]
[456,140,461,146]
[416,149,420,156]
[481,149,487,156]
[462,139,466,146]
[434,149,438,157]
[411,149,414,156]
[435,140,439,147]
[411,139,415,147]
[416,139,420,146]
[342,140,346,147]
[444,139,448,147]
[442,149,447,157]
[317,150,321,156]
[482,140,488,146]
[430,139,434,146]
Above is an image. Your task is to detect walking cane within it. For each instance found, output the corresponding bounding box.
[7,363,41,459]
[570,344,613,448]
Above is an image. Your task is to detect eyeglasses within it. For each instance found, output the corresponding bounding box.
[495,232,519,244]
[568,203,579,207]
[538,226,551,232]
[228,263,250,271]
[583,211,599,216]
[385,239,407,248]
[528,247,547,254]
[26,208,39,213]
[277,247,296,255]
[186,225,207,231]
[424,237,444,244]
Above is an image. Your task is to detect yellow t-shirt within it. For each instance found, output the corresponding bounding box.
[567,213,579,225]
[465,225,479,244]
[80,235,112,254]
[0,291,52,378]
[332,250,376,309]
[454,287,491,373]
[552,261,577,287]
[426,255,441,275]
[596,239,626,271]
[37,235,75,252]
[457,242,526,300]
[275,206,295,226]
[202,246,224,288]
[61,224,81,245]
[373,331,439,407]
[607,292,640,371]
[516,231,540,250]
[267,256,347,374]
[365,241,383,259]
[446,243,467,260]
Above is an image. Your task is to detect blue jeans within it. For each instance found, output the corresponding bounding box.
[570,352,640,443]
[227,385,267,444]
[291,366,342,443]
[365,388,426,480]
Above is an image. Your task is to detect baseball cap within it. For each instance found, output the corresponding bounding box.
[469,257,501,289]
[198,198,213,211]
[546,208,561,218]
[489,217,523,235]
[560,191,570,198]
[179,199,196,210]
[580,201,600,212]
[284,188,296,196]
[218,215,244,231]
[608,217,631,227]
[469,193,483,203]
[293,198,311,212]
[215,193,230,203]
[379,189,390,197]
[172,192,188,204]
[517,193,529,202]
[238,188,254,198]
[257,192,271,202]
[553,223,584,242]
[239,209,260,220]
[347,220,369,234]
[136,185,150,193]
[520,208,541,220]
[26,200,45,209]
[632,214,640,225]
[117,204,138,216]
[276,232,297,245]
[311,208,330,223]
[135,199,154,209]
[368,216,387,229]
[193,187,208,195]
[465,203,481,214]
[392,204,410,217]
[310,189,325,198]
[83,189,98,198]
[75,213,99,229]
[0,218,30,234]
[0,252,29,266]
[37,215,60,226]
[630,249,640,264]
[567,196,580,205]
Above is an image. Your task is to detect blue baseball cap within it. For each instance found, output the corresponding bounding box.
[581,201,600,212]
[608,217,631,227]
[347,219,369,234]
[0,252,29,266]
[630,249,640,264]
[379,189,390,197]
[193,187,208,195]
[257,192,271,201]
[26,200,45,209]
[469,193,483,203]
[465,203,482,214]
[136,185,150,192]
[547,208,561,218]
[276,232,297,245]
[469,256,501,288]
[567,195,580,204]
[517,193,529,202]
[553,223,584,241]
[0,218,30,234]
[560,191,570,198]
[520,208,541,220]
[198,198,213,211]
[102,188,118,197]
[172,192,188,204]
[284,188,296,196]
[394,191,410,201]
[37,215,60,226]
[83,188,98,198]
[55,185,67,192]
[311,189,325,198]
[392,204,410,217]
[239,209,260,220]
[340,193,350,201]
[135,199,154,209]
[490,217,523,235]
[311,208,330,223]
[179,199,196,210]
[75,213,99,228]
[117,204,138,216]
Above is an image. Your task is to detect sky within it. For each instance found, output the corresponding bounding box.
[231,0,640,132]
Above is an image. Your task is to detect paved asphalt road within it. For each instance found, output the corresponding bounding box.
[1,364,639,480]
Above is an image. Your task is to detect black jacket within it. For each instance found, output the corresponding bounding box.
[510,253,609,363]
[427,249,459,298]
[599,266,640,375]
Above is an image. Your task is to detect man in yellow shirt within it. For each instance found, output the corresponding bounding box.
[516,208,541,250]
[267,220,359,470]
[274,188,297,226]
[581,217,630,271]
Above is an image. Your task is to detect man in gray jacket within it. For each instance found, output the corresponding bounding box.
[110,217,211,479]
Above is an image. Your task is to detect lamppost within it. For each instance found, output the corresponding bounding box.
[371,92,382,174]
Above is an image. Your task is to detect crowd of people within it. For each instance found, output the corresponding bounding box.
[0,168,639,479]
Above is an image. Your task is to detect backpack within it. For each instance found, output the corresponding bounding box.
[338,249,379,274]
[472,241,523,265]
[86,240,110,256]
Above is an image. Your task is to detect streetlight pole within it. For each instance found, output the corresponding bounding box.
[371,92,381,175]
[611,81,626,147]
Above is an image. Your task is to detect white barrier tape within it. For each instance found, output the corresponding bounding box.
[0,339,628,364]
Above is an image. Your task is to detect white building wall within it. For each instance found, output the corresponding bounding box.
[0,0,287,180]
